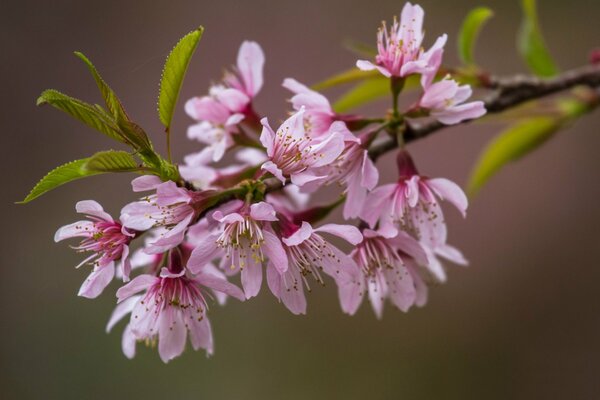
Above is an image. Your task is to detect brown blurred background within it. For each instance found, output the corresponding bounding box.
[2,0,599,399]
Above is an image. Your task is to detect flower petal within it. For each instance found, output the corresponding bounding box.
[78,263,115,299]
[314,224,363,245]
[116,274,156,302]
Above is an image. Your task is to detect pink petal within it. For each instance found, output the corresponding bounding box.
[427,178,468,217]
[314,224,363,245]
[337,275,364,316]
[187,232,222,274]
[122,323,137,359]
[391,231,428,266]
[356,60,392,77]
[283,221,314,246]
[116,274,156,302]
[188,315,213,354]
[250,202,278,221]
[436,243,468,266]
[259,118,275,156]
[78,263,115,299]
[261,161,286,184]
[367,277,386,319]
[237,41,265,97]
[106,295,140,333]
[215,88,250,113]
[241,256,263,299]
[360,152,379,190]
[131,175,162,192]
[54,220,93,242]
[75,200,113,221]
[266,263,307,315]
[263,229,289,273]
[432,101,486,125]
[158,311,187,363]
[194,273,245,301]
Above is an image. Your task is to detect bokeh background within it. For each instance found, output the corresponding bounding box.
[2,0,599,399]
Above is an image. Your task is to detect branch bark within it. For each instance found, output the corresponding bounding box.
[369,64,600,161]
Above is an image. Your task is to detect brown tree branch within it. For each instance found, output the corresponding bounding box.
[369,64,600,161]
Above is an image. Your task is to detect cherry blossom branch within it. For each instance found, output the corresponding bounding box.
[369,63,600,161]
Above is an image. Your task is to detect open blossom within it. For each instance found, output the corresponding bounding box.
[120,176,201,254]
[304,122,379,219]
[356,2,446,78]
[185,41,265,162]
[185,94,245,162]
[260,108,345,187]
[282,78,336,136]
[187,201,288,299]
[110,250,245,363]
[55,200,134,298]
[266,220,363,315]
[362,150,469,285]
[351,226,428,317]
[418,77,486,125]
[361,150,468,249]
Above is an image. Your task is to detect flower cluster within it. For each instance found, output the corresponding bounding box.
[54,2,485,362]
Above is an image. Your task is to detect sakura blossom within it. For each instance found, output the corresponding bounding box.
[418,77,486,125]
[55,200,134,298]
[267,220,363,315]
[351,226,428,317]
[187,201,288,299]
[356,2,446,78]
[120,176,201,254]
[36,0,513,363]
[184,41,265,161]
[260,108,345,187]
[282,78,336,136]
[112,249,244,362]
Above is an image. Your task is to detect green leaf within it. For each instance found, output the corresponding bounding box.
[19,158,101,203]
[518,0,558,77]
[85,150,140,172]
[333,77,390,113]
[158,27,204,128]
[457,7,494,65]
[37,89,126,144]
[74,52,129,121]
[468,116,559,195]
[312,69,380,91]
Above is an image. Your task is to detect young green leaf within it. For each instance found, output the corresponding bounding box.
[85,150,140,172]
[74,52,129,121]
[518,0,558,77]
[333,77,390,113]
[158,27,204,129]
[457,7,494,65]
[37,89,126,144]
[312,68,380,91]
[468,116,559,196]
[19,158,101,203]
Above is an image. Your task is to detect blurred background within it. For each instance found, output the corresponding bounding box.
[2,0,599,399]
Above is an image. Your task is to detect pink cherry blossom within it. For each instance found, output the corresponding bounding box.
[260,108,345,187]
[282,78,336,136]
[120,176,200,254]
[350,226,428,318]
[224,41,265,99]
[184,41,265,162]
[55,200,134,298]
[361,150,468,250]
[112,250,245,362]
[356,3,446,78]
[418,78,486,125]
[303,122,379,219]
[187,201,288,299]
[266,220,363,315]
